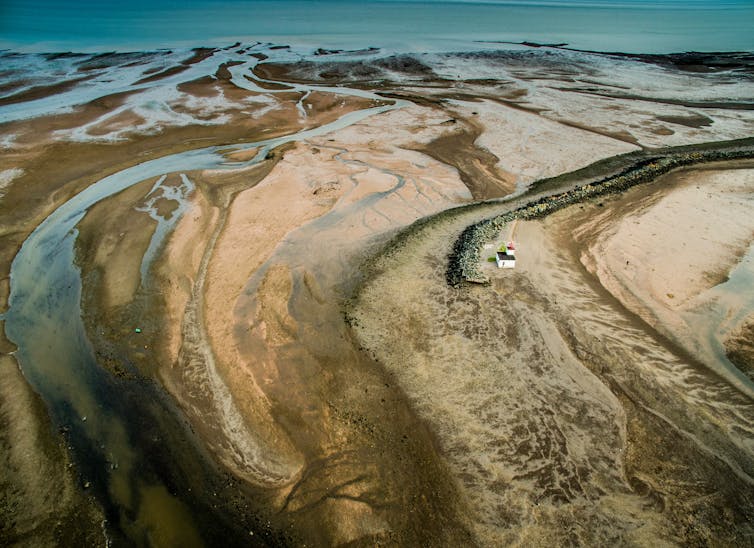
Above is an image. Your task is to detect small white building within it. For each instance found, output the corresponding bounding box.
[496,251,516,269]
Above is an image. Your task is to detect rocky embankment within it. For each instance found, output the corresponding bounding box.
[448,145,754,286]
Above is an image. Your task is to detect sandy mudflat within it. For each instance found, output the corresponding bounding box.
[573,165,754,394]
[2,44,754,545]
[0,351,104,545]
[152,106,482,543]
[350,163,754,545]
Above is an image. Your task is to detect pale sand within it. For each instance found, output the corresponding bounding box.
[0,168,24,198]
[76,110,148,139]
[528,86,754,148]
[202,148,342,481]
[447,99,639,189]
[397,51,754,149]
[574,166,754,395]
[68,88,396,497]
[156,151,474,542]
[156,101,481,541]
[158,188,218,366]
[315,100,475,148]
[202,134,472,469]
[5,47,754,544]
[156,158,307,490]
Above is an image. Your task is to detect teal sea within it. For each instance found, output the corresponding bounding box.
[1,0,753,53]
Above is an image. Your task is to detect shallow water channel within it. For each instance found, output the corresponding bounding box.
[3,91,405,543]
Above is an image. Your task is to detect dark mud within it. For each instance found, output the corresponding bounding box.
[0,352,104,546]
[253,54,440,86]
[411,117,515,200]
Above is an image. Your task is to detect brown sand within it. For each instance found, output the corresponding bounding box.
[0,80,378,311]
[0,75,96,106]
[726,318,754,380]
[0,79,400,541]
[151,129,477,542]
[0,352,104,545]
[412,119,515,199]
[134,65,189,85]
[6,49,754,545]
[221,146,259,162]
[349,164,754,544]
[180,48,218,66]
[76,177,160,309]
[243,74,294,90]
[124,84,559,540]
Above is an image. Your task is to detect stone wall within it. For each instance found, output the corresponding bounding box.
[447,148,754,286]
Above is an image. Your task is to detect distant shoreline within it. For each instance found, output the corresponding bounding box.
[3,40,754,58]
[2,0,753,55]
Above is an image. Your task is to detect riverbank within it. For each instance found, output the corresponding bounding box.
[0,352,104,545]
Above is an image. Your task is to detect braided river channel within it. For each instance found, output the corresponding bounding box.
[3,79,406,543]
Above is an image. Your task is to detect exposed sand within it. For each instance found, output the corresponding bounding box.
[153,107,480,541]
[0,352,104,545]
[350,163,754,545]
[574,166,754,394]
[35,75,394,541]
[3,44,754,545]
[0,73,380,312]
[448,99,639,189]
[76,177,158,309]
[159,185,218,365]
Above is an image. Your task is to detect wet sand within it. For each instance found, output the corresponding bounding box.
[574,164,754,394]
[147,113,482,543]
[0,65,398,543]
[727,319,754,380]
[2,44,754,545]
[350,163,754,544]
[0,351,104,545]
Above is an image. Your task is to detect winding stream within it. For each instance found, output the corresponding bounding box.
[5,44,754,544]
[3,68,407,541]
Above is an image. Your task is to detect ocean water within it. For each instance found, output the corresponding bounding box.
[1,0,753,54]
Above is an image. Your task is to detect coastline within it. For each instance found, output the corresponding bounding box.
[2,42,754,544]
